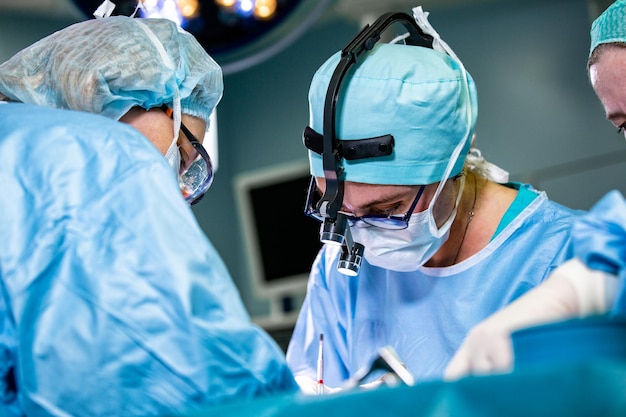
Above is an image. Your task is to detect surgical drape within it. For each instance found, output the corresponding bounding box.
[0,103,297,416]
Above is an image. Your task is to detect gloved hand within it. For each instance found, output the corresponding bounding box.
[443,258,617,381]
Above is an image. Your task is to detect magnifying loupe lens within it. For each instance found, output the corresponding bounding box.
[338,242,364,276]
[320,216,347,245]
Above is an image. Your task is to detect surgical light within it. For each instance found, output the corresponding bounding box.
[254,0,276,20]
[178,0,199,18]
[234,0,254,17]
[215,0,276,20]
[160,0,181,23]
[72,0,331,74]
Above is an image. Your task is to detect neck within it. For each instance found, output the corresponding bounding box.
[425,173,478,267]
[453,174,477,263]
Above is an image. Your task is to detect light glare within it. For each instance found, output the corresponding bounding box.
[238,0,254,13]
[254,0,276,19]
[177,0,199,18]
[143,0,158,9]
[161,0,182,24]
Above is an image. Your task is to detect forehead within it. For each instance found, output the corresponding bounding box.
[181,113,207,141]
[314,177,428,210]
[315,177,416,194]
[590,47,626,115]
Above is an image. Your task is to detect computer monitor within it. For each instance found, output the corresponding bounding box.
[234,160,322,317]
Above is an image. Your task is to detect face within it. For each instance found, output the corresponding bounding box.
[315,176,460,228]
[589,46,626,137]
[119,106,207,156]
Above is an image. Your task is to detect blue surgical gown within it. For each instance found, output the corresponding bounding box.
[286,187,580,386]
[0,103,297,416]
[571,190,626,315]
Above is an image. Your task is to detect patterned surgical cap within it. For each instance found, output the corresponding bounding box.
[0,16,222,127]
[590,0,626,58]
[307,43,478,185]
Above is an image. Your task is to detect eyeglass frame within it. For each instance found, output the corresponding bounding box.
[161,105,214,205]
[304,176,427,230]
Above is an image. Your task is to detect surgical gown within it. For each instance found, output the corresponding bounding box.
[286,188,580,386]
[571,190,626,315]
[0,103,297,416]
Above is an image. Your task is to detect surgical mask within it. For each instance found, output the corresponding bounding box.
[164,136,181,173]
[349,176,464,272]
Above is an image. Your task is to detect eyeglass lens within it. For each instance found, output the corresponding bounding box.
[305,177,425,230]
[178,122,213,205]
[160,106,214,205]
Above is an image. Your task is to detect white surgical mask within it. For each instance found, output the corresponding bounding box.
[163,89,183,176]
[349,176,464,272]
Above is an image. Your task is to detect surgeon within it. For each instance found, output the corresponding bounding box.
[0,13,297,417]
[285,7,582,391]
[444,0,626,380]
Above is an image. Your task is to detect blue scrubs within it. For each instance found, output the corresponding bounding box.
[0,103,297,416]
[286,185,580,386]
[571,190,626,315]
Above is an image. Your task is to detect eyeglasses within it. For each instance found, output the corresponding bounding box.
[161,106,214,205]
[304,176,426,230]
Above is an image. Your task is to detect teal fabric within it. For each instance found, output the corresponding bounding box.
[590,0,626,57]
[492,183,539,240]
[0,103,297,416]
[571,190,626,315]
[179,359,626,417]
[307,43,477,185]
[511,316,626,369]
[0,17,222,126]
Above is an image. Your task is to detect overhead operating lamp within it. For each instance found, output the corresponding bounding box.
[71,0,331,75]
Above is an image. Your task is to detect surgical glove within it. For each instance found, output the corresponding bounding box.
[294,375,342,395]
[444,258,617,380]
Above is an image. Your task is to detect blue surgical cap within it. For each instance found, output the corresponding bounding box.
[0,16,222,127]
[590,0,626,58]
[307,43,478,186]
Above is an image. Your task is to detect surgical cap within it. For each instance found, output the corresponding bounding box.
[307,43,478,186]
[0,16,222,126]
[590,0,626,58]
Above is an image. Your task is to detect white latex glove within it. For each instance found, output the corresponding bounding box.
[294,375,342,395]
[443,258,617,381]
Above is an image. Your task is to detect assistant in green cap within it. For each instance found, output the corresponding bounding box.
[590,0,626,57]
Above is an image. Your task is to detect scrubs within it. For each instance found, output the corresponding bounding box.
[571,190,626,315]
[287,186,580,386]
[0,103,297,416]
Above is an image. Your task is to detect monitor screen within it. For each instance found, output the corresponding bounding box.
[234,161,322,304]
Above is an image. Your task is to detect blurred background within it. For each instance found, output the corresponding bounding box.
[1,0,623,350]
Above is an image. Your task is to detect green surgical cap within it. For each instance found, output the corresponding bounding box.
[307,43,478,185]
[590,0,626,57]
[0,16,222,126]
